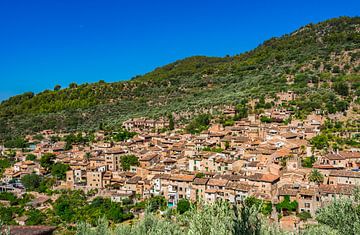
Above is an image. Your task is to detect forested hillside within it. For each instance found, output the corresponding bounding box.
[0,17,359,140]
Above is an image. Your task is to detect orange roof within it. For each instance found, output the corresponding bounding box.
[170,174,195,182]
[207,179,228,187]
[249,173,279,183]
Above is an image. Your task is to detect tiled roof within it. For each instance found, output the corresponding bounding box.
[248,173,279,183]
[329,170,360,178]
[193,178,209,185]
[324,153,345,160]
[170,174,195,182]
[127,176,142,184]
[207,179,228,187]
[319,184,355,195]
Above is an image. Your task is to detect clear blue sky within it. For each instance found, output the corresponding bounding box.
[0,0,359,100]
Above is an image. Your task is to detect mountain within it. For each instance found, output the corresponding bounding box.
[0,16,359,140]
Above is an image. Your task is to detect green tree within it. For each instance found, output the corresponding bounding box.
[54,190,86,222]
[21,173,43,191]
[120,155,139,171]
[4,137,28,148]
[333,81,349,96]
[177,199,190,214]
[297,211,312,221]
[301,156,316,168]
[0,192,18,205]
[311,134,329,149]
[148,196,167,212]
[276,195,298,214]
[69,82,78,89]
[308,169,324,184]
[185,114,211,134]
[315,188,360,234]
[234,103,248,120]
[0,158,11,177]
[168,114,175,130]
[0,205,15,224]
[112,130,137,142]
[40,153,56,171]
[54,84,61,91]
[51,163,70,180]
[260,116,272,123]
[244,196,272,215]
[26,154,37,161]
[33,134,44,141]
[26,209,46,225]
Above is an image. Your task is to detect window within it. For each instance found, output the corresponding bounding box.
[305,203,310,208]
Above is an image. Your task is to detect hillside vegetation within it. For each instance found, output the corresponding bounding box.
[0,17,359,140]
[76,190,360,235]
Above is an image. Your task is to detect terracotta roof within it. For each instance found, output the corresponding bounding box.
[140,154,158,161]
[105,148,126,154]
[248,173,279,183]
[329,170,360,178]
[340,151,360,159]
[127,176,142,184]
[272,148,291,158]
[324,153,345,160]
[205,189,221,194]
[163,158,176,164]
[209,132,225,137]
[313,165,339,169]
[207,179,228,187]
[299,187,317,196]
[278,185,299,196]
[193,178,209,185]
[152,174,171,180]
[213,174,246,181]
[281,132,298,139]
[226,182,252,191]
[319,184,355,195]
[170,174,195,182]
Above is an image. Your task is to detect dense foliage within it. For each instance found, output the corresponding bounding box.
[75,190,360,235]
[185,114,211,134]
[53,191,134,226]
[308,169,324,184]
[120,155,139,171]
[0,193,33,225]
[275,195,298,213]
[51,163,70,180]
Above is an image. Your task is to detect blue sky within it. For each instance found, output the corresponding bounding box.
[0,0,359,100]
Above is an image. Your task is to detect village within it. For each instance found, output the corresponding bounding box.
[0,90,359,232]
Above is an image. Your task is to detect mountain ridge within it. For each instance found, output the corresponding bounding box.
[0,16,359,140]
